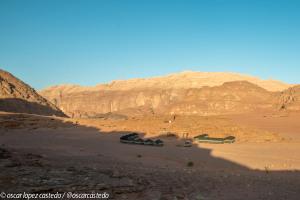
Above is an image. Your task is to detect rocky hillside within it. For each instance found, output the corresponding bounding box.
[160,81,278,116]
[39,71,295,118]
[0,69,66,117]
[277,85,300,111]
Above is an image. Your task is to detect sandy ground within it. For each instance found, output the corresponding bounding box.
[0,112,300,200]
[230,112,300,141]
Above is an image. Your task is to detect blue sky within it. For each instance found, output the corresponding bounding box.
[0,0,300,89]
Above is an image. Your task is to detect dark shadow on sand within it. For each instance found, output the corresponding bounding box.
[0,113,299,200]
[0,98,66,117]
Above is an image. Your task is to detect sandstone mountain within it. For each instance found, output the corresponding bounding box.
[40,71,298,118]
[0,69,66,117]
[42,71,290,95]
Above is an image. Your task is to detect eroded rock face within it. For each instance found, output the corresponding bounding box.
[162,81,278,116]
[39,71,300,118]
[42,89,177,118]
[0,69,66,117]
[40,80,286,118]
[278,85,300,111]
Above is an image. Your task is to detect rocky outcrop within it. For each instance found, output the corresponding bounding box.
[161,81,278,115]
[278,85,300,111]
[0,69,66,117]
[42,89,175,118]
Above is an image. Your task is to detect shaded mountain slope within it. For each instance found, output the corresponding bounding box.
[0,69,66,117]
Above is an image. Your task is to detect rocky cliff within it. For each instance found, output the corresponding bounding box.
[40,72,295,118]
[0,69,66,117]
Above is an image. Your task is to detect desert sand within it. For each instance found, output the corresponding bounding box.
[1,111,300,200]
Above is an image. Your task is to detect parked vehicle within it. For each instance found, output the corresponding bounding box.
[184,140,193,147]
